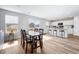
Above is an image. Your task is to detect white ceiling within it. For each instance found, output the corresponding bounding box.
[0,5,79,20]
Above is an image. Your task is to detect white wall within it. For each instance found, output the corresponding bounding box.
[74,16,79,36]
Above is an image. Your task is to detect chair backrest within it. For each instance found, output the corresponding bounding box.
[22,29,31,42]
[39,29,44,35]
[21,29,27,40]
[23,30,27,39]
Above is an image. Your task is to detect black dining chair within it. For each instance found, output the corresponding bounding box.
[38,34,43,49]
[22,30,38,53]
[38,29,44,48]
[20,29,24,46]
[33,34,43,49]
[20,29,27,48]
[20,29,22,45]
[30,29,44,53]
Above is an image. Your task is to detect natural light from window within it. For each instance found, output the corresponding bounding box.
[5,15,19,24]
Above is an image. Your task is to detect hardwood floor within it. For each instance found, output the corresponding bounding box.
[0,35,79,54]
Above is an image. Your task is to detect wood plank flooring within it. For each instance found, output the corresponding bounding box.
[0,35,79,54]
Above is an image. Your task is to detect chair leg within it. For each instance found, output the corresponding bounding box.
[25,43,28,53]
[35,40,37,48]
[22,41,25,48]
[31,43,33,53]
[21,39,23,45]
[40,40,43,49]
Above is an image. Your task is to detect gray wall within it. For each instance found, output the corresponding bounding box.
[0,9,48,42]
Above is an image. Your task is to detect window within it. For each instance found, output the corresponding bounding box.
[5,15,19,34]
[5,15,19,24]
